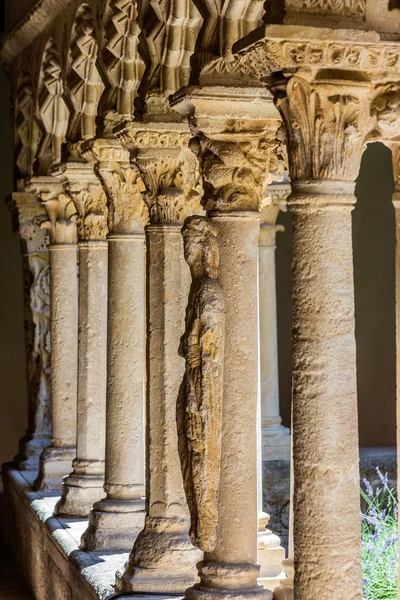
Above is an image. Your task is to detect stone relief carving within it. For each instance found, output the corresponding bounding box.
[285,0,366,14]
[68,4,104,143]
[15,68,40,177]
[277,76,373,181]
[37,39,69,172]
[70,184,109,241]
[103,0,145,121]
[40,192,78,245]
[189,131,280,211]
[371,83,400,141]
[177,215,225,552]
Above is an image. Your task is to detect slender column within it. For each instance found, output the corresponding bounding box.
[171,85,282,600]
[259,185,290,462]
[55,162,108,517]
[81,140,148,550]
[25,177,79,491]
[272,76,367,600]
[391,143,400,593]
[116,124,202,593]
[7,191,51,471]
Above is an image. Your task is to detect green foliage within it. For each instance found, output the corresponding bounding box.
[361,469,398,600]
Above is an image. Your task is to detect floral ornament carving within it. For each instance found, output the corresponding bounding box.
[189,131,280,212]
[70,184,109,241]
[371,83,400,141]
[68,4,104,142]
[41,192,78,245]
[277,76,372,182]
[177,215,225,552]
[103,0,145,119]
[15,68,40,177]
[99,164,149,233]
[286,0,366,15]
[37,39,69,171]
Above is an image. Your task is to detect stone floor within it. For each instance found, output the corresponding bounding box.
[0,495,34,600]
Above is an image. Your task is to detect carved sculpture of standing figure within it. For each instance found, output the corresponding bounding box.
[177,215,225,553]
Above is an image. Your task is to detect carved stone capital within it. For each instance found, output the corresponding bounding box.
[116,123,202,225]
[259,183,290,246]
[54,162,108,241]
[274,76,374,183]
[25,176,78,245]
[371,83,400,142]
[7,191,49,253]
[81,138,149,234]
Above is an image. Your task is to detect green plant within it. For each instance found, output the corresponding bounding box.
[361,468,398,600]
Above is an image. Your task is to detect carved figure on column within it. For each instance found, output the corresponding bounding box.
[177,215,225,552]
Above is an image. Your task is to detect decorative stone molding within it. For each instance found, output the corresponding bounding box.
[25,177,78,245]
[15,68,40,177]
[54,162,108,241]
[285,0,366,15]
[7,191,51,470]
[178,216,225,552]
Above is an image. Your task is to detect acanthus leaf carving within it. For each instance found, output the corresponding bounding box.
[68,4,104,143]
[177,215,225,552]
[70,184,109,241]
[41,192,78,245]
[371,83,400,141]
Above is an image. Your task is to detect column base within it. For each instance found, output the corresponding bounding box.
[33,445,76,491]
[55,460,105,517]
[272,559,293,600]
[81,498,146,551]
[262,426,290,462]
[186,563,272,600]
[14,432,51,472]
[257,513,285,591]
[115,516,202,593]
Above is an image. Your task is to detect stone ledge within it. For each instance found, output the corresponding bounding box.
[1,464,182,600]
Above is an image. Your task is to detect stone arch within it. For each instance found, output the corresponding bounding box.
[36,38,69,173]
[353,141,396,447]
[67,3,104,143]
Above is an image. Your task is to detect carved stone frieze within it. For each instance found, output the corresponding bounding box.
[26,177,78,245]
[68,4,104,143]
[285,0,366,15]
[275,76,374,182]
[177,215,225,552]
[103,0,145,122]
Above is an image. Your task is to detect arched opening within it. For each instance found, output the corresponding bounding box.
[353,141,396,449]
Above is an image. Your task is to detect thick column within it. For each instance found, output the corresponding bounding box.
[8,191,52,471]
[55,163,108,517]
[25,178,79,491]
[259,185,290,462]
[289,180,362,599]
[116,125,202,593]
[81,141,148,550]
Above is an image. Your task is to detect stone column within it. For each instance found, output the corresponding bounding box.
[25,177,79,491]
[259,184,291,462]
[272,76,367,600]
[80,140,148,550]
[7,191,51,471]
[115,124,202,593]
[171,85,283,600]
[55,162,109,517]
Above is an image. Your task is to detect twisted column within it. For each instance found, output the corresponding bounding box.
[80,140,148,550]
[7,191,51,471]
[25,177,79,491]
[55,162,108,517]
[116,124,202,593]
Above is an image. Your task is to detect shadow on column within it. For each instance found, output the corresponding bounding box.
[353,141,396,448]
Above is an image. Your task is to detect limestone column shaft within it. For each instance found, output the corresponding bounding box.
[56,240,108,516]
[117,224,201,592]
[289,180,362,600]
[259,203,290,462]
[8,191,52,471]
[24,178,79,492]
[55,162,109,517]
[82,233,146,550]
